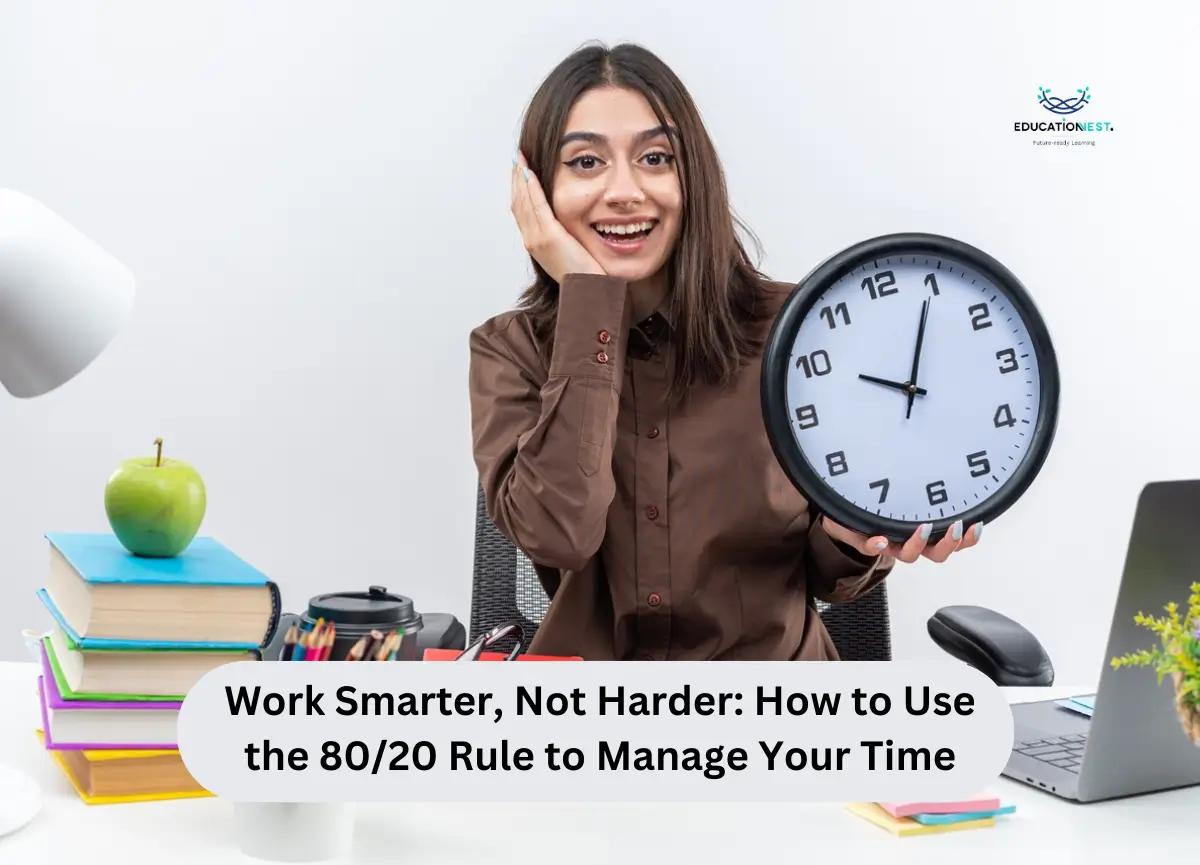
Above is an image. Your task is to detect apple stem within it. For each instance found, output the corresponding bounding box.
[154,437,163,468]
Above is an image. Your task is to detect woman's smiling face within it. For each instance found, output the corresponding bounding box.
[550,86,683,285]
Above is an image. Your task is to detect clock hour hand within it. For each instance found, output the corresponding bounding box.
[859,373,927,396]
[906,298,930,419]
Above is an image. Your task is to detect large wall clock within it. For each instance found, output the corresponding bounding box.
[761,233,1060,543]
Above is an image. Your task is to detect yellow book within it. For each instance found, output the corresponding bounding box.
[845,801,995,836]
[36,730,213,805]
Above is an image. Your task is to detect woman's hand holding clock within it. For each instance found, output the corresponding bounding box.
[822,515,983,564]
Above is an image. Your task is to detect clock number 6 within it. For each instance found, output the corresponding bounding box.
[926,480,948,506]
[861,270,897,300]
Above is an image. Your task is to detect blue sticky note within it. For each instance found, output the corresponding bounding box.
[1055,696,1094,717]
[911,805,1016,825]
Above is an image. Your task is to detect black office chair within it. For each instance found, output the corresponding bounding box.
[468,483,1053,685]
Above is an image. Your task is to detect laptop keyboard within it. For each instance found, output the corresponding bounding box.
[1014,734,1088,773]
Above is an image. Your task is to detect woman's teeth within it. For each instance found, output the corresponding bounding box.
[594,221,655,242]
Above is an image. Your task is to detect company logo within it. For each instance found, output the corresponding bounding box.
[1037,86,1089,115]
[1015,84,1112,146]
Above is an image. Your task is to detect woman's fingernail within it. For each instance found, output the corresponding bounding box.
[876,539,888,550]
[952,520,963,541]
[920,523,932,540]
[523,167,530,180]
[974,522,984,540]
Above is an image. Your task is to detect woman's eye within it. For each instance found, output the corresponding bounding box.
[643,152,675,167]
[568,155,601,170]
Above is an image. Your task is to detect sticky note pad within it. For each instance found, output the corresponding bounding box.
[910,805,1015,825]
[846,802,996,836]
[876,795,1000,818]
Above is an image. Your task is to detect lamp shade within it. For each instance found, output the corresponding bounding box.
[0,189,135,398]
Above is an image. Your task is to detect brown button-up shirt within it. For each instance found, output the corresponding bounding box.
[468,274,894,660]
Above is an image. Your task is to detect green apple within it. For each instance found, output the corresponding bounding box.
[104,437,207,557]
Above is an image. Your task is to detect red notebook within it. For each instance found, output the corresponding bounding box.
[422,649,581,661]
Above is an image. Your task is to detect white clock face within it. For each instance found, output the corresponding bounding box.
[785,255,1042,524]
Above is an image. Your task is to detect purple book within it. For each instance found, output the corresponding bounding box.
[38,643,180,750]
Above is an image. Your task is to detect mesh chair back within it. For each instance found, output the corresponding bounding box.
[469,483,891,660]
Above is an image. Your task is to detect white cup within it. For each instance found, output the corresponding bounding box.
[233,802,356,862]
[21,629,45,663]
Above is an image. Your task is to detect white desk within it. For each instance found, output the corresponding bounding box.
[0,661,1196,863]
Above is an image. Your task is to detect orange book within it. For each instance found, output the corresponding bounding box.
[422,649,581,661]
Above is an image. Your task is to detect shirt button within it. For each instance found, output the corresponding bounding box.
[647,427,659,439]
[645,505,658,520]
[596,350,608,364]
[647,592,661,607]
[598,330,610,343]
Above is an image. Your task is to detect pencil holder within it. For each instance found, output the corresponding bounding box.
[233,802,355,861]
[261,587,467,661]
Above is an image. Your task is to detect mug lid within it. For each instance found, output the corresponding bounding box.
[305,585,421,629]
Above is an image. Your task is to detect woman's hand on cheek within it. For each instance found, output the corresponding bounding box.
[821,515,982,564]
[511,151,606,284]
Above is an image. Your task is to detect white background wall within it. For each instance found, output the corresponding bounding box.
[0,0,1195,686]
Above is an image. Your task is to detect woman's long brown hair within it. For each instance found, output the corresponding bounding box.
[516,41,770,399]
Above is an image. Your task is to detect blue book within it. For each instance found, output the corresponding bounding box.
[38,532,281,651]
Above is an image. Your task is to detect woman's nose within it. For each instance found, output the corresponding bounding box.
[603,161,646,205]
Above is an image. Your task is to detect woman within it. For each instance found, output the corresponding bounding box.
[468,42,982,661]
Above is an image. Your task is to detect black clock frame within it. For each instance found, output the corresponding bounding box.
[761,232,1061,543]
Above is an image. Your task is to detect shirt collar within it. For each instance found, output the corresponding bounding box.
[629,303,672,361]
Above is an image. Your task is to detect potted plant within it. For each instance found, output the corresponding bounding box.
[1110,581,1200,745]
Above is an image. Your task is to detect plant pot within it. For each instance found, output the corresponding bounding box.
[1171,672,1200,745]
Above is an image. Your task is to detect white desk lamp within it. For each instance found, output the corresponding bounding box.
[0,188,135,837]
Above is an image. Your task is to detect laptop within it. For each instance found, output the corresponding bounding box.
[1004,479,1200,802]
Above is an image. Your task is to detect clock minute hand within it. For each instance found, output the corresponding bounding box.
[859,373,927,396]
[906,299,930,419]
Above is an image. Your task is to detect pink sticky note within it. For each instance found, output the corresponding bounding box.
[876,796,1001,818]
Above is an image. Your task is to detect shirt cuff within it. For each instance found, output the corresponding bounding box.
[548,274,631,380]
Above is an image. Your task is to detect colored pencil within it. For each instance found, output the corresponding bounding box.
[305,620,325,661]
[363,629,382,660]
[319,624,335,660]
[292,629,308,662]
[283,624,407,660]
[280,622,299,661]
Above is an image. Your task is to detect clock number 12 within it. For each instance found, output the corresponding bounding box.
[861,270,897,299]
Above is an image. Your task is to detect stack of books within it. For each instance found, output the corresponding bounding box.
[33,531,280,804]
[845,796,1016,836]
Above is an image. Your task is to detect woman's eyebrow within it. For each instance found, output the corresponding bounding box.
[558,125,676,148]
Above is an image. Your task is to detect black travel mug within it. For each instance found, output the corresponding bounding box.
[295,585,425,661]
